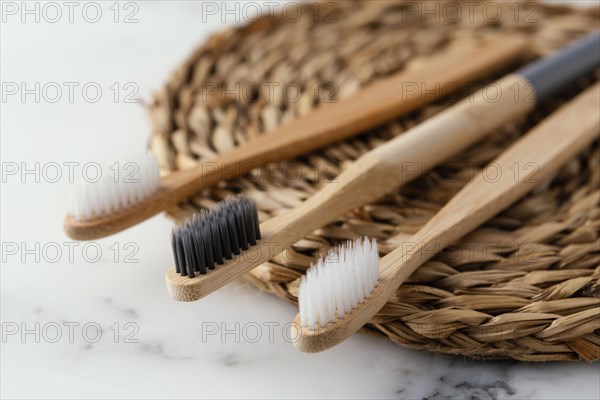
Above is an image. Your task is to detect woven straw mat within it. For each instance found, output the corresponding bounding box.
[148,1,600,361]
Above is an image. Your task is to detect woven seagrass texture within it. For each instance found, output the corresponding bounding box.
[149,1,600,361]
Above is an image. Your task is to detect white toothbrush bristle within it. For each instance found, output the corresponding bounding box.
[298,237,379,329]
[67,152,161,221]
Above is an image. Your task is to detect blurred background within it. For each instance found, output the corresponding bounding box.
[1,1,599,399]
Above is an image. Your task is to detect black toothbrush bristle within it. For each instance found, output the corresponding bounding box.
[170,195,261,278]
[170,231,180,274]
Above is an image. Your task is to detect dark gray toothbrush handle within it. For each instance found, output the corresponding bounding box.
[519,31,600,103]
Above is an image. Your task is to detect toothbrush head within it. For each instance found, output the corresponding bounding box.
[67,152,161,222]
[170,195,261,277]
[298,237,379,329]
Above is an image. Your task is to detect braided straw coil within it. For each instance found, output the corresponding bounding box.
[149,1,600,361]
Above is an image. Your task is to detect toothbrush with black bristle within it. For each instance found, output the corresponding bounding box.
[170,195,261,277]
[164,32,600,303]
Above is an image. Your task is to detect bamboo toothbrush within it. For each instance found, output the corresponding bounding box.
[293,82,600,353]
[64,36,527,240]
[165,32,600,302]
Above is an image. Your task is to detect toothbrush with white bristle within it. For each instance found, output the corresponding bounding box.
[291,83,599,353]
[298,238,379,329]
[63,37,527,240]
[67,152,161,222]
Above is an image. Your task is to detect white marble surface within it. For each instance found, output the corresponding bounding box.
[1,2,599,399]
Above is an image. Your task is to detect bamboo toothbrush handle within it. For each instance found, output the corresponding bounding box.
[293,83,600,353]
[263,74,538,242]
[66,36,527,240]
[167,31,599,204]
[387,82,600,279]
[163,36,528,200]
